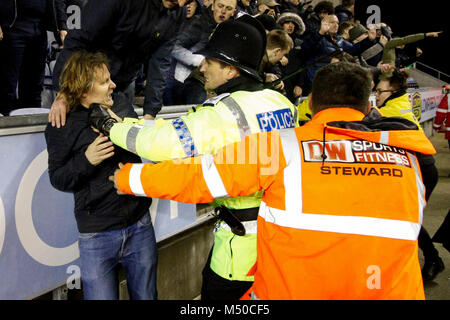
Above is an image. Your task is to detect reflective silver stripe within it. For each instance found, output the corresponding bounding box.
[279,129,302,213]
[201,154,229,198]
[128,164,147,197]
[126,125,144,154]
[436,108,448,113]
[222,96,251,140]
[144,119,156,126]
[379,131,389,145]
[400,108,413,114]
[408,152,426,226]
[292,106,298,125]
[217,220,257,234]
[250,291,260,300]
[259,201,421,241]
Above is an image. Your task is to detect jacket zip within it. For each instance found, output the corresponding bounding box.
[9,0,17,27]
[9,0,60,31]
[52,0,60,32]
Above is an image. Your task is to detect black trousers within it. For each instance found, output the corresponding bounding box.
[0,20,47,115]
[201,248,252,301]
[432,209,450,252]
[418,161,440,259]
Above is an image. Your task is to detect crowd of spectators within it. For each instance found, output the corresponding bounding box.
[0,0,442,117]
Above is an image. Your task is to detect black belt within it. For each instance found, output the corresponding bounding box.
[229,207,259,222]
[215,206,259,236]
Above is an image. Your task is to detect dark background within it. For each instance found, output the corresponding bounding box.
[354,0,450,77]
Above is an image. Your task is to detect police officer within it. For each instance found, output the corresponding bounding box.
[92,16,297,300]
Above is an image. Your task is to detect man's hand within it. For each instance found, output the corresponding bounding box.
[143,114,155,120]
[49,94,68,128]
[280,56,289,67]
[426,31,443,38]
[0,25,3,41]
[109,163,126,195]
[85,134,115,166]
[275,81,285,91]
[378,63,394,73]
[368,25,377,41]
[319,20,330,36]
[379,35,388,46]
[59,30,67,48]
[265,73,278,83]
[416,48,423,57]
[293,86,303,98]
[265,74,285,90]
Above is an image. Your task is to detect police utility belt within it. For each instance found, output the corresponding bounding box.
[214,206,259,236]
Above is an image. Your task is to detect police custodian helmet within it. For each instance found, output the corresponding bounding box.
[197,15,267,82]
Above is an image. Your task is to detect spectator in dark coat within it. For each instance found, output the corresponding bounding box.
[337,20,355,40]
[349,23,388,67]
[0,0,67,115]
[395,44,423,69]
[236,0,258,16]
[280,0,301,16]
[277,11,305,49]
[303,0,334,38]
[48,0,184,127]
[255,14,282,32]
[259,29,293,93]
[334,0,354,24]
[163,0,202,106]
[256,0,280,19]
[171,0,237,104]
[299,14,341,96]
[141,2,186,118]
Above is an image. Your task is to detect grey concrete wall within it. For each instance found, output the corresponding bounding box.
[156,219,215,300]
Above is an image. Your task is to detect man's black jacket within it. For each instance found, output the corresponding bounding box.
[52,0,185,92]
[45,95,152,233]
[0,0,67,31]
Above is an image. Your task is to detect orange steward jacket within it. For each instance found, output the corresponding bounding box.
[117,108,436,300]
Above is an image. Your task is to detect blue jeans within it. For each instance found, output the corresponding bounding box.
[78,212,158,300]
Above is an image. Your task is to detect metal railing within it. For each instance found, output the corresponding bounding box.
[0,104,194,136]
[413,62,450,83]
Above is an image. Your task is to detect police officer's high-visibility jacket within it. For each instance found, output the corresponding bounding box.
[378,91,422,130]
[110,88,297,282]
[297,97,312,125]
[115,107,436,299]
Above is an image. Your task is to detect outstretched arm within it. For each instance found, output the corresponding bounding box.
[112,131,285,203]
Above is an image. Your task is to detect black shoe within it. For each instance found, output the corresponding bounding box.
[422,256,445,282]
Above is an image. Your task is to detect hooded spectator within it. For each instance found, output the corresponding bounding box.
[277,11,305,48]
